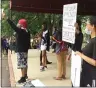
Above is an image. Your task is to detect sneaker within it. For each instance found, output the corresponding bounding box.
[47,61,52,64]
[40,66,45,71]
[18,77,26,83]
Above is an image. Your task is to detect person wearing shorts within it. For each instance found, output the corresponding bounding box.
[7,18,30,83]
[40,22,50,71]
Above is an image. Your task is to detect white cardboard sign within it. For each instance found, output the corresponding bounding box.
[62,3,78,44]
[31,79,45,87]
[71,50,82,87]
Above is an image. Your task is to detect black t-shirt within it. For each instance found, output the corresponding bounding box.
[82,37,96,79]
[73,33,83,52]
[7,19,30,52]
[68,32,83,52]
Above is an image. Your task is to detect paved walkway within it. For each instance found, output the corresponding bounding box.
[1,55,11,87]
[8,49,71,87]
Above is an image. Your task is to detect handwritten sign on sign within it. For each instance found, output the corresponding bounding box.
[62,3,78,44]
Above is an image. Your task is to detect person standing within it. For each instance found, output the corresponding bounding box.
[76,16,96,87]
[73,20,83,51]
[1,37,5,54]
[6,18,30,83]
[67,20,83,60]
[2,37,9,55]
[5,38,10,55]
[40,22,50,71]
[52,26,57,53]
[52,20,68,80]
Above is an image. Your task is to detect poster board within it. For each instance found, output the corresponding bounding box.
[71,50,82,87]
[31,79,45,87]
[62,3,78,44]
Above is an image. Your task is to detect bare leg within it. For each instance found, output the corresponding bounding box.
[42,50,46,67]
[25,67,28,75]
[21,68,25,77]
[40,51,42,66]
[62,51,67,79]
[56,52,62,77]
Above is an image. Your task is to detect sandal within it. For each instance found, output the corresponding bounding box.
[62,75,66,79]
[53,77,62,80]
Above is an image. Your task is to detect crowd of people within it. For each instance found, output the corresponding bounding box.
[1,36,16,55]
[1,36,9,55]
[2,13,96,87]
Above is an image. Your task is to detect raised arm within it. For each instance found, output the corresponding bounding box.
[7,18,20,33]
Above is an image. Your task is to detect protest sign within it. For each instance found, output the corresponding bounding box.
[71,50,82,87]
[62,3,78,44]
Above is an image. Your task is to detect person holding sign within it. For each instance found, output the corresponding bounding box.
[52,20,68,80]
[67,20,83,60]
[76,16,96,87]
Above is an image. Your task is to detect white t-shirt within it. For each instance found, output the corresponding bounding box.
[41,30,48,50]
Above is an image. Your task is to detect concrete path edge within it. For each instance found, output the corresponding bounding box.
[8,50,16,87]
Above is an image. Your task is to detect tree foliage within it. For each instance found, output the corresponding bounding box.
[1,1,63,37]
[1,1,90,40]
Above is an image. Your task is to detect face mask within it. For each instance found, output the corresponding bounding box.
[85,28,91,35]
